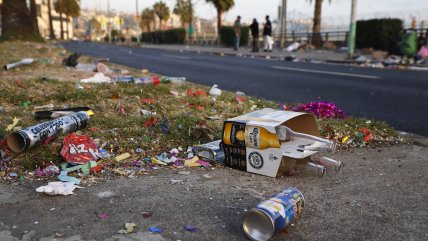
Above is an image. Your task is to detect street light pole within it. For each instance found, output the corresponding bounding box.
[188,0,193,45]
[280,0,287,48]
[107,0,111,44]
[348,0,357,59]
[136,0,139,17]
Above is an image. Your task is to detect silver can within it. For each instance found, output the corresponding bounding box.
[196,140,225,162]
[243,187,304,241]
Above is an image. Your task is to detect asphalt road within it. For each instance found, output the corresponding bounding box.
[63,42,428,137]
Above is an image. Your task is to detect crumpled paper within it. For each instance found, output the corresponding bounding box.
[118,223,137,234]
[36,182,79,195]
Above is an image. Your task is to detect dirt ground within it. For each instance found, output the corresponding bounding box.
[0,143,427,241]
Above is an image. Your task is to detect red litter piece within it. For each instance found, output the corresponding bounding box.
[143,117,157,127]
[187,88,194,97]
[60,133,100,165]
[194,90,207,96]
[361,128,372,142]
[16,79,27,89]
[142,99,156,104]
[235,96,246,103]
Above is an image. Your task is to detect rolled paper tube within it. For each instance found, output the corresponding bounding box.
[7,111,90,153]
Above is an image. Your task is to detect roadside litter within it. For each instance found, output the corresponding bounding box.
[36,181,79,196]
[285,42,300,52]
[63,53,81,67]
[221,108,341,177]
[209,84,222,96]
[118,223,137,234]
[3,58,34,70]
[243,187,304,241]
[6,111,90,153]
[33,107,92,119]
[80,73,112,84]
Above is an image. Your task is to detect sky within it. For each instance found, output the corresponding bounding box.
[81,0,427,26]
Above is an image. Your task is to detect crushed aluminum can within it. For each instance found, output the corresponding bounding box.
[243,187,304,241]
[196,140,224,163]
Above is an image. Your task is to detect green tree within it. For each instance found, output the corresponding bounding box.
[173,0,194,28]
[153,1,170,30]
[308,0,331,47]
[54,0,80,39]
[0,0,44,42]
[140,8,155,32]
[206,0,234,35]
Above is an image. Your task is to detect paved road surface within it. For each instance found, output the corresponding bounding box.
[63,42,428,137]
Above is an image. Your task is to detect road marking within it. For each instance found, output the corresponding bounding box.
[162,54,191,60]
[272,66,381,79]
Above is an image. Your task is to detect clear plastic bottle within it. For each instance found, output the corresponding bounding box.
[311,156,343,171]
[161,76,186,85]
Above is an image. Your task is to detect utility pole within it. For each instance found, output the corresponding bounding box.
[280,0,287,48]
[107,0,111,44]
[348,0,357,59]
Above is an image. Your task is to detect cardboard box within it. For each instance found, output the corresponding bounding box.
[221,108,321,177]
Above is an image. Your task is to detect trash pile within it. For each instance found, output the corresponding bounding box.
[0,42,405,187]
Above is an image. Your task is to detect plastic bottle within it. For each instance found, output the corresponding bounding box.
[311,156,343,171]
[276,125,336,152]
[134,76,161,86]
[160,76,186,85]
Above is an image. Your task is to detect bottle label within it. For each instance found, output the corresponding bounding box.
[226,122,246,147]
[245,126,260,148]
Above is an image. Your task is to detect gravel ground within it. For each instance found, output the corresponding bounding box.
[1,144,427,241]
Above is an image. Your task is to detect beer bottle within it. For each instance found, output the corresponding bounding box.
[296,161,326,177]
[222,123,280,150]
[311,156,343,171]
[239,126,281,150]
[276,125,336,152]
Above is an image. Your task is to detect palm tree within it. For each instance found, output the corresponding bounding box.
[153,1,170,30]
[0,0,43,41]
[54,0,65,39]
[63,0,80,39]
[206,0,234,35]
[308,0,331,47]
[47,0,56,39]
[54,0,80,40]
[140,8,155,32]
[30,0,41,35]
[173,0,194,28]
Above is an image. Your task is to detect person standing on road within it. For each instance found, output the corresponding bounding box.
[263,15,272,52]
[250,18,259,52]
[234,16,242,51]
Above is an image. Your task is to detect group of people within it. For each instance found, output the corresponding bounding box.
[233,15,273,52]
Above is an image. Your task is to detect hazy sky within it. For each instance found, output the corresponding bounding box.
[81,0,426,25]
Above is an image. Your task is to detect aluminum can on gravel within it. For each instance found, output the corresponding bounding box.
[243,187,304,241]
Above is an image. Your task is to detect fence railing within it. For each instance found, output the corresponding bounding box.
[188,28,428,48]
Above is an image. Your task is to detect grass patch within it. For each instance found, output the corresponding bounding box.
[0,41,405,178]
